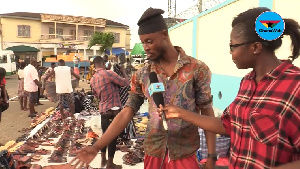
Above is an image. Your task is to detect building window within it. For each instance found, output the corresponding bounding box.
[70,30,76,35]
[56,28,63,39]
[18,25,30,37]
[49,28,55,34]
[49,28,63,35]
[56,28,63,35]
[113,33,120,43]
[84,30,93,37]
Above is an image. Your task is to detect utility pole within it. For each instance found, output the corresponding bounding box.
[0,18,3,50]
[198,0,203,13]
[168,0,177,28]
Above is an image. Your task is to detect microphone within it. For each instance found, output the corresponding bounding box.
[148,72,168,131]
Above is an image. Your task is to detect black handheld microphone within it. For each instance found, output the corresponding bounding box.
[149,72,168,131]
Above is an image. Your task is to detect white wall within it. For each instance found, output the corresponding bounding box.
[196,0,259,77]
[169,21,194,57]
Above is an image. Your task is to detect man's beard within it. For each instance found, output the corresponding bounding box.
[151,54,162,62]
[149,49,164,62]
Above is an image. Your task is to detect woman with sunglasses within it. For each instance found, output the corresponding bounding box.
[159,7,300,169]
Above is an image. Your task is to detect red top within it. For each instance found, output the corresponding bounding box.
[0,78,6,86]
[221,60,300,168]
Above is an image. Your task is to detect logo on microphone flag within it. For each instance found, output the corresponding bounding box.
[148,82,165,96]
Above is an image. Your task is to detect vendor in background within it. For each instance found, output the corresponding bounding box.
[89,56,129,169]
[35,62,44,106]
[41,62,56,99]
[24,58,41,118]
[18,62,28,111]
[0,67,8,122]
[103,55,112,70]
[43,59,80,119]
[86,58,95,84]
[15,55,20,70]
[125,58,133,78]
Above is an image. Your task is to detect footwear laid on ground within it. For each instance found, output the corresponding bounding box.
[8,112,87,169]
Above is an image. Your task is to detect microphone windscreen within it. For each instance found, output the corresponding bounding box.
[149,72,159,83]
[153,93,164,107]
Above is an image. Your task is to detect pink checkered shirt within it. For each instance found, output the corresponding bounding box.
[90,68,129,113]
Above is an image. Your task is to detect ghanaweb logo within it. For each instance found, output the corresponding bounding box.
[260,20,280,28]
[255,11,285,41]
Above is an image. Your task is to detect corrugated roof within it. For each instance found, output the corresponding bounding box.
[0,12,41,19]
[0,12,129,28]
[106,20,129,28]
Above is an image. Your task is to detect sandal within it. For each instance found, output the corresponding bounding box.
[48,156,67,163]
[122,152,141,166]
[43,164,71,169]
[30,164,42,169]
[25,142,39,148]
[120,147,131,152]
[18,164,32,169]
[134,150,145,160]
[35,149,51,155]
[40,141,55,146]
[36,138,54,143]
[31,154,42,162]
[122,154,135,166]
[13,154,23,161]
[17,156,32,163]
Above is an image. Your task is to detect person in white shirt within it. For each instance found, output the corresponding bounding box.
[17,62,28,111]
[103,55,112,70]
[44,59,80,119]
[24,58,41,118]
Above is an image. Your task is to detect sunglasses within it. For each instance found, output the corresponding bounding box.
[229,41,268,52]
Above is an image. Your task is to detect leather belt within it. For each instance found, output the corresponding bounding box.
[101,109,120,116]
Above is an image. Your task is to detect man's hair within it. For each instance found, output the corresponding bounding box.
[93,56,104,65]
[20,62,26,69]
[103,55,108,60]
[51,62,56,66]
[30,57,37,64]
[58,59,65,65]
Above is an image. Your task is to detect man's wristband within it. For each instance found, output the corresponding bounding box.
[207,153,219,161]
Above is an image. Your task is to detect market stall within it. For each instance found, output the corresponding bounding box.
[0,104,147,169]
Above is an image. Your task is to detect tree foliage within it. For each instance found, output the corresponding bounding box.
[88,32,115,54]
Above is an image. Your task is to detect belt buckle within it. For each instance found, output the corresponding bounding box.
[110,109,119,116]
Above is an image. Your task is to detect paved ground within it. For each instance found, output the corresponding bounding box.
[0,75,91,144]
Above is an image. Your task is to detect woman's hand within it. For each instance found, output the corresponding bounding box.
[158,104,184,119]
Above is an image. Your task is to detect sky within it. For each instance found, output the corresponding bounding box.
[0,0,198,48]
